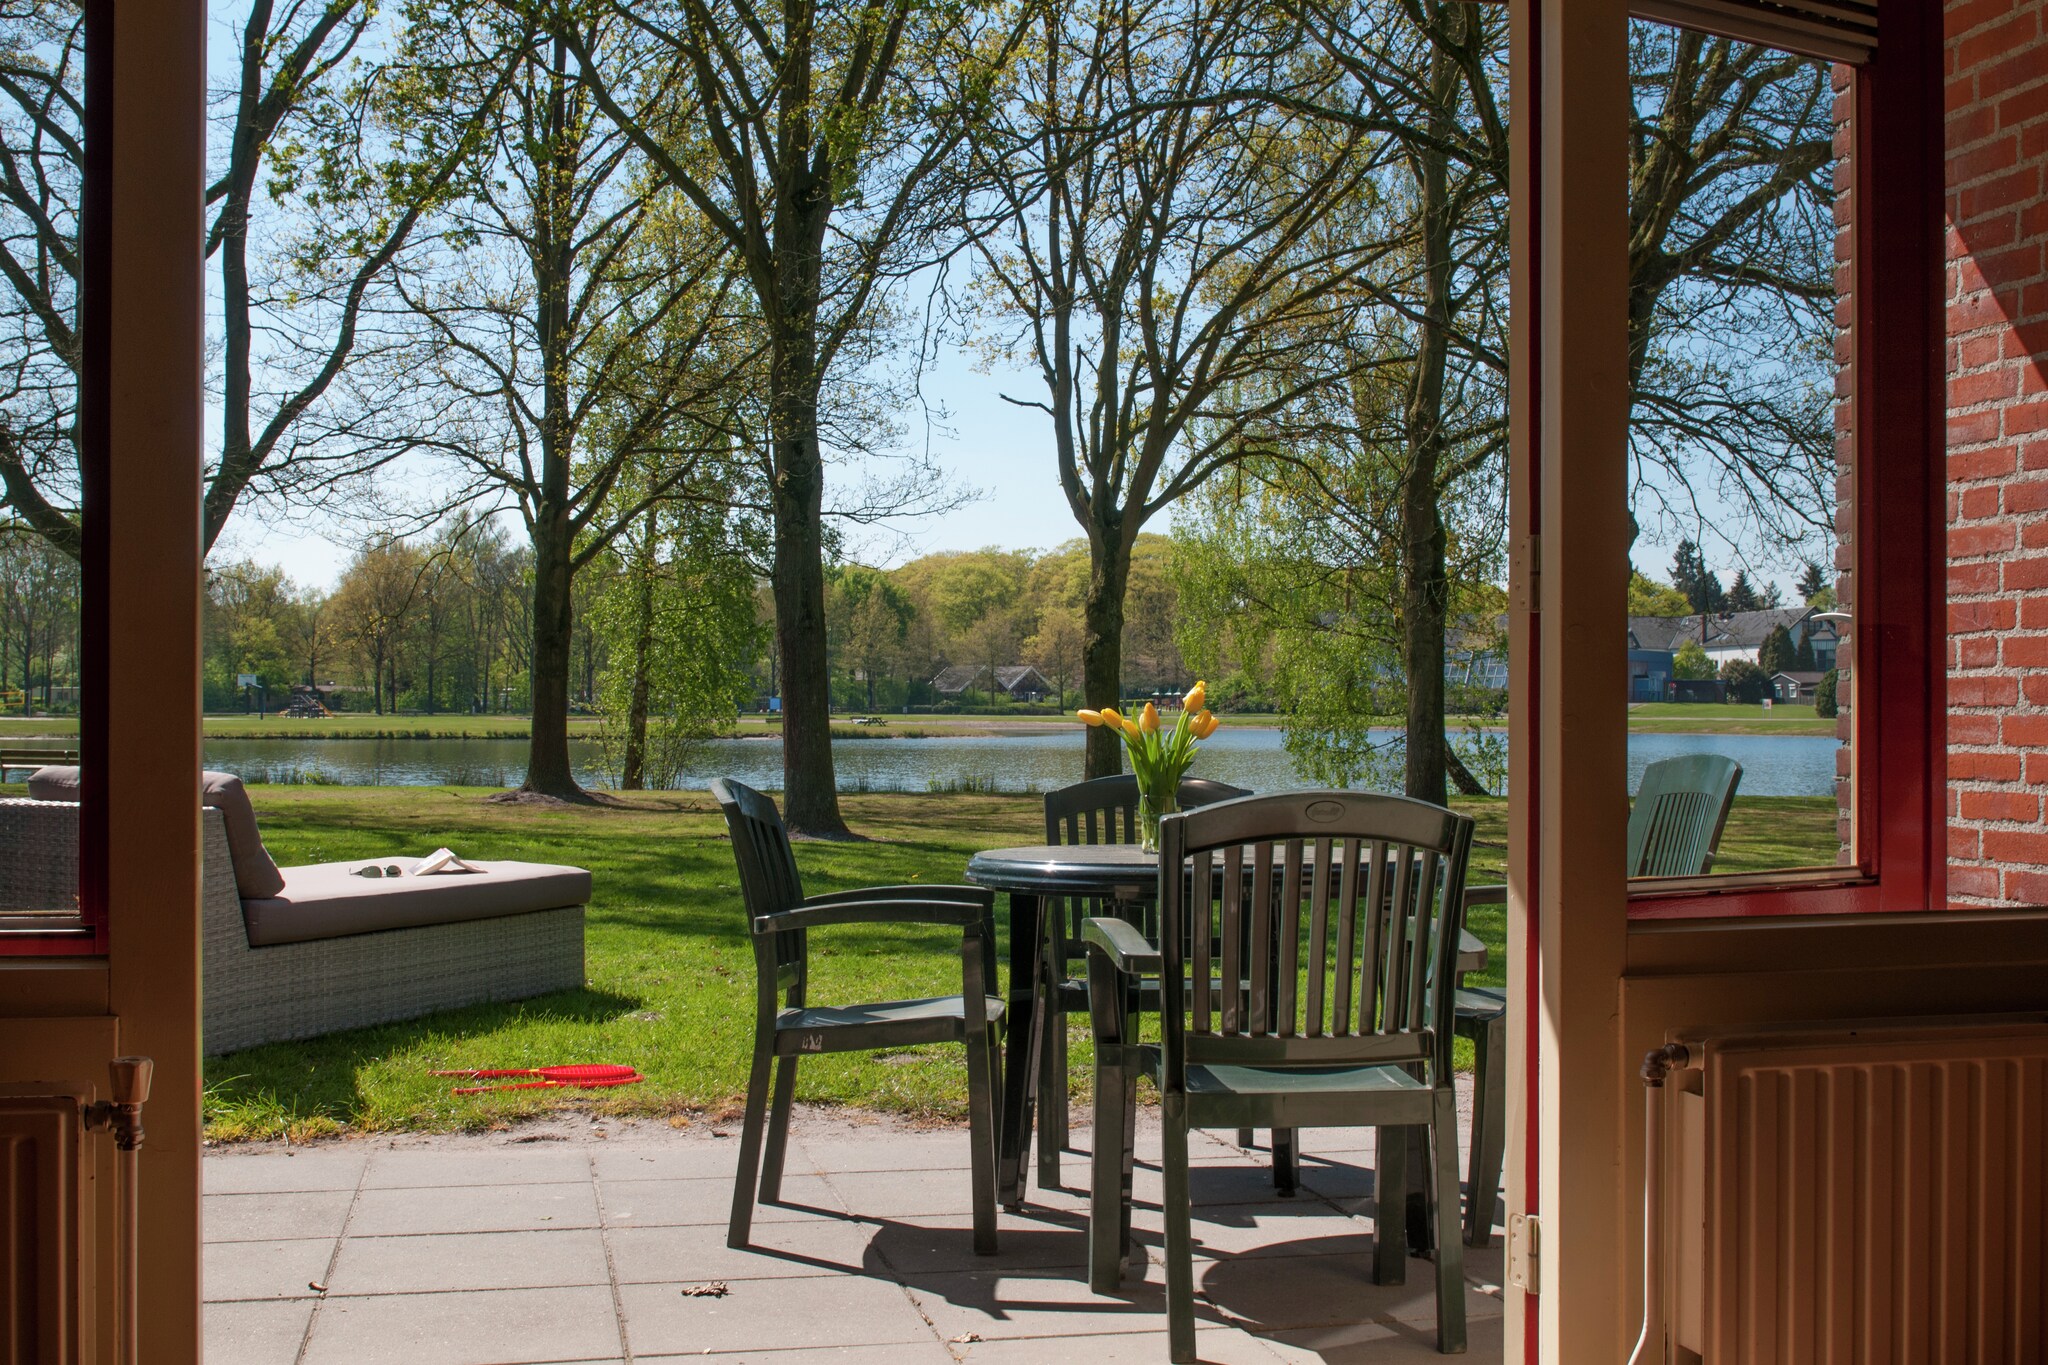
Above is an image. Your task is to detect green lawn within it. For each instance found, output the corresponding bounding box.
[0,713,605,741]
[189,785,1838,1142]
[1626,702,1835,735]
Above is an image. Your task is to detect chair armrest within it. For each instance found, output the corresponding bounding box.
[1463,882,1506,908]
[802,883,993,911]
[1081,917,1161,975]
[756,898,988,935]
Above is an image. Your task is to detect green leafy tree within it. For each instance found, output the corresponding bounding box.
[591,501,760,789]
[1756,623,1796,674]
[1794,629,1817,672]
[1719,658,1769,704]
[1671,539,1724,615]
[1726,569,1761,612]
[1629,572,1692,616]
[1814,667,1838,718]
[1673,639,1714,680]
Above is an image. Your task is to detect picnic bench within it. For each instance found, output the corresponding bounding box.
[0,747,79,780]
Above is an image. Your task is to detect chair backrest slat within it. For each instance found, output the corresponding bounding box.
[1625,754,1743,877]
[709,778,809,982]
[1219,842,1243,1034]
[1191,847,1214,1033]
[1157,792,1474,1079]
[1248,843,1274,1034]
[1305,837,1333,1037]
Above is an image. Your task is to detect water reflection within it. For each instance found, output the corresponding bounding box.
[199,726,1843,797]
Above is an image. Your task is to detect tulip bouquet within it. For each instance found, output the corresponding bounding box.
[1077,682,1222,852]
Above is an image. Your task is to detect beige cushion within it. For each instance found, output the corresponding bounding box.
[30,766,288,899]
[241,859,592,947]
[26,764,79,801]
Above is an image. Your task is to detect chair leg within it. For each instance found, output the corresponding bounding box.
[1273,1127,1298,1196]
[1162,1099,1197,1365]
[965,1024,1000,1256]
[1431,1090,1469,1354]
[1089,1059,1127,1292]
[1236,1127,1255,1149]
[1373,1125,1408,1286]
[727,1038,776,1249]
[759,1053,799,1204]
[1465,1014,1507,1248]
[1036,989,1064,1189]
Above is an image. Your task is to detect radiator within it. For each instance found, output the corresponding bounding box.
[1636,1017,2048,1365]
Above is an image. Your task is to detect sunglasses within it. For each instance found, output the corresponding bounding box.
[354,864,405,878]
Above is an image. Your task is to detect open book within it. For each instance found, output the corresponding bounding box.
[411,847,483,876]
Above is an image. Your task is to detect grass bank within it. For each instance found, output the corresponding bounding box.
[192,786,1838,1142]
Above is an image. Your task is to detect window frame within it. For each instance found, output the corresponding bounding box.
[1627,9,1947,921]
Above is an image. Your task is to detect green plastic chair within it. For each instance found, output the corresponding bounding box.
[1625,753,1743,877]
[1086,790,1475,1361]
[1455,753,1743,1247]
[710,778,1006,1254]
[1038,774,1250,1167]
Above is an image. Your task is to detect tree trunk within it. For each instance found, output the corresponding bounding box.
[1399,48,1458,809]
[523,505,584,797]
[517,36,589,801]
[1080,536,1132,779]
[769,409,849,835]
[621,517,656,790]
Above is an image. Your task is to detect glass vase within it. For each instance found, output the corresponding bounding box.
[1138,787,1178,854]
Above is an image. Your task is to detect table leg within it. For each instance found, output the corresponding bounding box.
[1036,910,1065,1192]
[997,890,1042,1208]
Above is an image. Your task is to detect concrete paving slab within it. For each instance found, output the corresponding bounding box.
[299,1285,623,1365]
[204,1236,338,1303]
[1263,1310,1506,1362]
[793,1130,976,1174]
[906,1263,1203,1343]
[345,1180,600,1237]
[601,1174,844,1227]
[202,1146,368,1195]
[205,1189,356,1244]
[866,1214,1094,1275]
[204,1296,316,1362]
[617,1273,937,1355]
[638,1345,955,1363]
[606,1217,884,1284]
[360,1145,593,1189]
[1193,1250,1500,1335]
[592,1143,758,1183]
[820,1167,1004,1219]
[956,1325,1284,1362]
[324,1228,611,1296]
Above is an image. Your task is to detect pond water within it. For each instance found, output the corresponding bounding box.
[200,726,1844,798]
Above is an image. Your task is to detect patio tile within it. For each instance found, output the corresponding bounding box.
[344,1181,599,1237]
[204,1297,315,1360]
[795,1129,976,1173]
[956,1325,1284,1362]
[324,1229,611,1295]
[865,1213,1094,1275]
[300,1285,623,1365]
[1261,1309,1505,1362]
[1193,1250,1492,1334]
[205,1189,356,1244]
[592,1143,761,1183]
[617,1273,938,1355]
[640,1346,954,1363]
[816,1167,1000,1219]
[1130,1201,1377,1261]
[360,1146,593,1189]
[602,1174,845,1227]
[203,1147,368,1194]
[607,1217,884,1283]
[907,1264,1252,1344]
[204,1236,337,1302]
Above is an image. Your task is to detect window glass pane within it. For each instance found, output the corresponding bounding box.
[0,0,88,947]
[1621,19,1851,889]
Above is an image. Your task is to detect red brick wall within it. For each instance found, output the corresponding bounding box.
[1945,0,2048,904]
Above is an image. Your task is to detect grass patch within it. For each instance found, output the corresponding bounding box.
[193,785,1832,1141]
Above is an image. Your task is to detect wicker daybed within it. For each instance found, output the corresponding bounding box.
[0,772,589,1054]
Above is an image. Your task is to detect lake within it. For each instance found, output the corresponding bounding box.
[198,726,1845,798]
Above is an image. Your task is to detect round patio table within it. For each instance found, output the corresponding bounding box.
[966,842,1489,1209]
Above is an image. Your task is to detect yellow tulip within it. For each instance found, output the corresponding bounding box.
[1100,707,1123,729]
[1140,701,1160,733]
[1121,717,1142,740]
[1195,709,1219,739]
[1182,680,1207,714]
[1076,709,1104,727]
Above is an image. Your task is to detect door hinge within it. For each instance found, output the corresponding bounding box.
[1510,534,1540,613]
[1507,1212,1541,1295]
